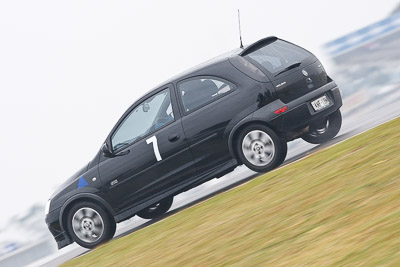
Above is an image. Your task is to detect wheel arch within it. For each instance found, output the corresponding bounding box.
[59,193,116,235]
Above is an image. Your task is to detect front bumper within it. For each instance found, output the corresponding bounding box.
[45,208,73,249]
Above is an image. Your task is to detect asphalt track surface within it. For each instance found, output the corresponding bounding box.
[35,88,400,267]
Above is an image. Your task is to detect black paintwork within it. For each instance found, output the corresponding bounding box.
[45,36,343,249]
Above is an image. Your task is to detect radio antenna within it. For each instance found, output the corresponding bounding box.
[238,9,244,48]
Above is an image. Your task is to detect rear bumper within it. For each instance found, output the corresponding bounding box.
[45,208,73,249]
[280,86,342,132]
[255,81,342,133]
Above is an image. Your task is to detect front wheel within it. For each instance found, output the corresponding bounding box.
[302,109,342,144]
[66,201,116,249]
[237,124,287,173]
[136,197,173,219]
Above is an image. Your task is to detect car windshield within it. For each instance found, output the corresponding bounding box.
[244,40,311,75]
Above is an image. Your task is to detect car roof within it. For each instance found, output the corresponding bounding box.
[160,47,243,85]
[159,36,277,86]
[141,36,278,98]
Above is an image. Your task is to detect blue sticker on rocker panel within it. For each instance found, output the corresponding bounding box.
[78,176,88,189]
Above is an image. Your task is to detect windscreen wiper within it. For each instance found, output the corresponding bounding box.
[274,62,301,77]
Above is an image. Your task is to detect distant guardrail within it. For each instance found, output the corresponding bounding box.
[0,238,56,267]
[324,12,400,57]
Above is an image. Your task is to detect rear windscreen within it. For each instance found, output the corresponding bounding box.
[244,40,312,75]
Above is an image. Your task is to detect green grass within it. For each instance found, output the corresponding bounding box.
[63,118,400,267]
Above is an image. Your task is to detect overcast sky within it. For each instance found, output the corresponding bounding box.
[0,0,398,228]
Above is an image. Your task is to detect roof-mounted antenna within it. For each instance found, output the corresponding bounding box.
[238,9,244,49]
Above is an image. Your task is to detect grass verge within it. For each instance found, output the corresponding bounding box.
[63,118,400,267]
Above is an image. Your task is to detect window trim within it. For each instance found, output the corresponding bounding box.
[110,87,176,154]
[176,76,237,116]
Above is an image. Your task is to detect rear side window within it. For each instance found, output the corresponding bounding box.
[178,78,233,113]
[244,40,311,75]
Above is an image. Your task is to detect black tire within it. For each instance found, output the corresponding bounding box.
[107,219,117,240]
[66,201,115,249]
[136,197,173,219]
[237,124,287,173]
[302,109,342,144]
[276,138,288,166]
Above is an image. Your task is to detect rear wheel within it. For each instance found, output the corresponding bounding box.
[302,109,342,144]
[237,124,287,173]
[66,201,116,249]
[136,197,173,219]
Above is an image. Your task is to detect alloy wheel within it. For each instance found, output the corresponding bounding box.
[241,130,275,167]
[72,207,104,243]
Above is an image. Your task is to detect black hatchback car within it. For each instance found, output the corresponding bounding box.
[45,36,342,249]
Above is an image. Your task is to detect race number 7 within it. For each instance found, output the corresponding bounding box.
[146,135,162,161]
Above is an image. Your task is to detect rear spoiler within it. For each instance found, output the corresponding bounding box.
[239,36,278,56]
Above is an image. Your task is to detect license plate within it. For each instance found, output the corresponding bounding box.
[311,95,330,111]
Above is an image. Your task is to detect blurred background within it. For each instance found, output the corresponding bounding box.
[0,1,399,266]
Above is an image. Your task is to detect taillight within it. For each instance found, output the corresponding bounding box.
[274,106,288,114]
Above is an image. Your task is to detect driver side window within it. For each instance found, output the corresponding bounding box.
[111,88,174,151]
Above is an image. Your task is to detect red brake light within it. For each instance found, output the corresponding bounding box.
[274,106,288,114]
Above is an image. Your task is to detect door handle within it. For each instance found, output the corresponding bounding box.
[168,133,180,142]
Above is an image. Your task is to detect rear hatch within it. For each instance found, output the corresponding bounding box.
[242,39,329,103]
[272,60,328,103]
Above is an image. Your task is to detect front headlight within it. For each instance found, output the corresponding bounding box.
[45,199,51,215]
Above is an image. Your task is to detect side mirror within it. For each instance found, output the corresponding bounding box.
[101,143,113,157]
